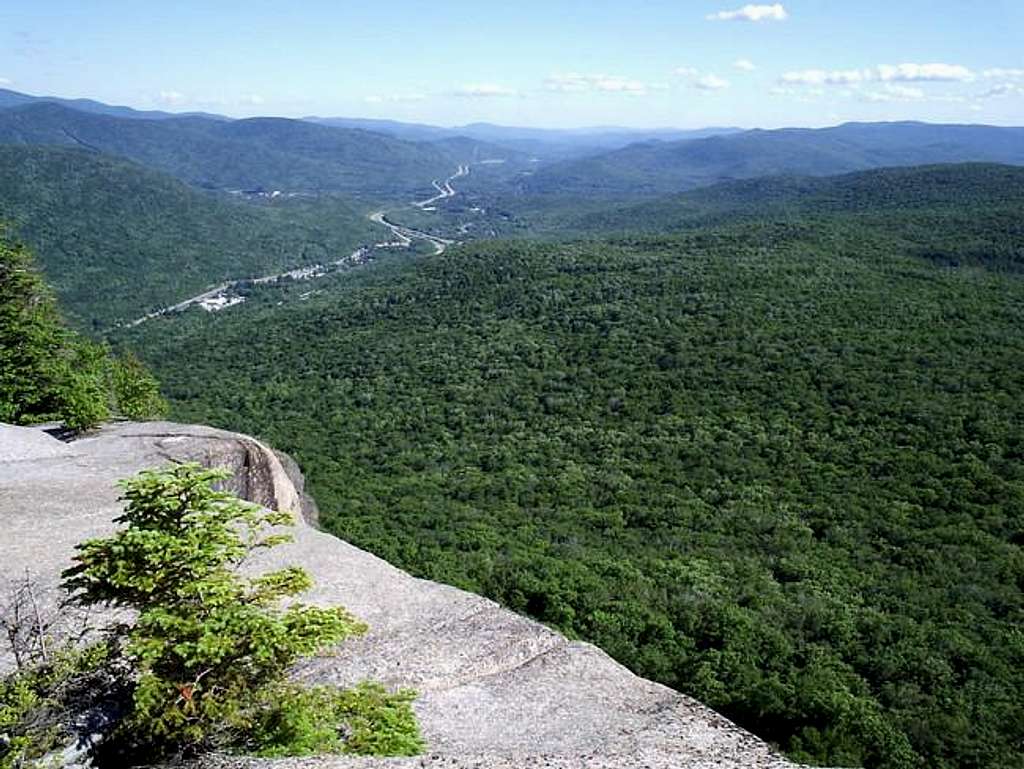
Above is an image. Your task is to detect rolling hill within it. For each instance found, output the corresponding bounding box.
[560,164,1024,272]
[0,102,502,199]
[0,145,380,327]
[116,163,1024,769]
[0,86,227,121]
[521,121,1024,199]
[308,117,743,160]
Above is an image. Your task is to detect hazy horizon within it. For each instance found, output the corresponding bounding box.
[2,1,1023,130]
[8,85,1024,135]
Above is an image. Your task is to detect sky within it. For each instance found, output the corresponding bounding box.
[1,1,1023,129]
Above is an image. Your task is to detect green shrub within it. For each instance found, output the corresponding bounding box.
[0,229,166,430]
[251,681,422,758]
[0,231,66,426]
[55,339,113,431]
[0,644,112,769]
[108,352,168,421]
[60,463,419,760]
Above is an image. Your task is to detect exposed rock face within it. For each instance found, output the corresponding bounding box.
[273,448,320,526]
[0,421,800,769]
[0,423,72,461]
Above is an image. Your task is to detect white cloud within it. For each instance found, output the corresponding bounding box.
[707,4,787,22]
[545,73,587,93]
[157,90,187,106]
[694,74,731,91]
[982,68,1024,80]
[877,63,973,82]
[0,77,11,86]
[781,69,869,86]
[978,83,1024,99]
[781,63,974,89]
[364,93,426,104]
[594,76,648,94]
[239,94,265,106]
[733,59,756,72]
[674,67,731,91]
[545,73,648,96]
[861,84,926,103]
[770,85,824,102]
[455,83,519,98]
[884,84,925,99]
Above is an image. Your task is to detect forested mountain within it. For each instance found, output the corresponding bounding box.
[309,117,743,159]
[116,166,1024,769]
[429,135,530,164]
[522,121,1024,199]
[0,86,227,121]
[0,232,165,429]
[305,117,463,143]
[652,162,1024,215]
[5,84,1024,769]
[0,145,379,327]
[558,164,1024,267]
[0,103,496,198]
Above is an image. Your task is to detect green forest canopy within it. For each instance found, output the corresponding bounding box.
[119,175,1024,769]
[0,231,164,428]
[0,102,471,198]
[0,145,382,328]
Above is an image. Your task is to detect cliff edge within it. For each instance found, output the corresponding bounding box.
[0,421,801,769]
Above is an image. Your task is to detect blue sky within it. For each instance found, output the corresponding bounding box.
[1,1,1022,128]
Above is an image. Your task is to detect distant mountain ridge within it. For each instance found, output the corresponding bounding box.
[0,102,491,198]
[550,164,1024,274]
[307,116,744,159]
[0,87,227,121]
[5,88,1022,202]
[570,163,1024,230]
[0,145,378,326]
[522,121,1024,199]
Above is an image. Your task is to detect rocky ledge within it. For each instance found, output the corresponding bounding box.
[0,421,801,769]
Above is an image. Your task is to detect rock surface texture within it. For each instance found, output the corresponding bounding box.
[0,421,800,769]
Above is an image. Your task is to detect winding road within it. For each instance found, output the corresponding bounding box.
[368,163,471,255]
[414,164,469,210]
[368,210,453,255]
[127,165,469,326]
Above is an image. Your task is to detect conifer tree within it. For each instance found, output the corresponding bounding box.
[0,229,167,429]
[0,230,67,424]
[62,463,370,754]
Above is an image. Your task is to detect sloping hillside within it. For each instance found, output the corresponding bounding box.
[0,420,801,769]
[564,164,1024,271]
[522,122,1024,199]
[118,168,1024,769]
[0,145,379,326]
[0,86,226,120]
[0,103,485,198]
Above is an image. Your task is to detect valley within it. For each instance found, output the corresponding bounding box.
[414,164,470,210]
[368,209,453,255]
[128,163,472,324]
[2,83,1024,769]
[125,244,374,325]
